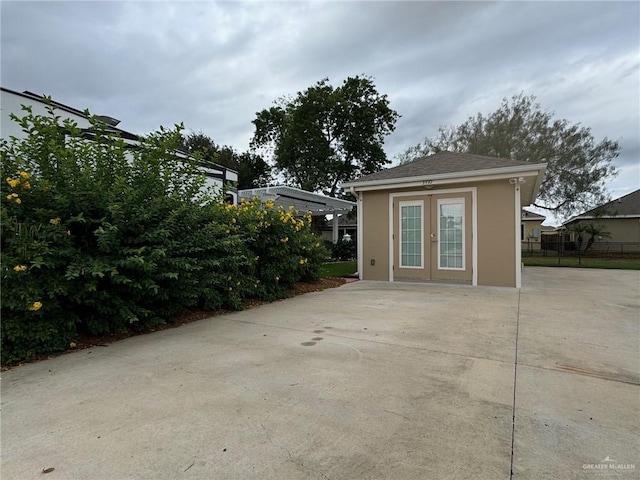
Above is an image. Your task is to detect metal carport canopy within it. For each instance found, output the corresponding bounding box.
[238,186,355,215]
[239,186,356,243]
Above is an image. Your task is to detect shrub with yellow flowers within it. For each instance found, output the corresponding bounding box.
[1,105,327,365]
[229,198,328,300]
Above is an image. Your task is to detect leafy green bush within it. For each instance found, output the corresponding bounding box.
[331,238,357,261]
[1,104,326,364]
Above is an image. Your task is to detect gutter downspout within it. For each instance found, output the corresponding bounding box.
[350,187,363,281]
[510,177,526,288]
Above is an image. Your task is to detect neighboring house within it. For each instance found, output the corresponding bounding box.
[320,214,357,243]
[342,152,546,288]
[562,189,640,249]
[0,87,238,202]
[521,209,545,251]
[238,186,356,243]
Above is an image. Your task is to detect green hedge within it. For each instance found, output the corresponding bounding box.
[1,105,328,365]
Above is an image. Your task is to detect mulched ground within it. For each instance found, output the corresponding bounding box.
[2,277,348,370]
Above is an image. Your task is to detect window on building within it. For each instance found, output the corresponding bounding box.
[438,199,464,270]
[400,201,423,268]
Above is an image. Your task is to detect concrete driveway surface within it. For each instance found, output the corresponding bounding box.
[1,267,638,480]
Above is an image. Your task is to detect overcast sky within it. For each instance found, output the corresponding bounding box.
[2,1,638,218]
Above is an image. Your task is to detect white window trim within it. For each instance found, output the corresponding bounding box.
[389,188,477,286]
[437,197,466,271]
[399,200,424,269]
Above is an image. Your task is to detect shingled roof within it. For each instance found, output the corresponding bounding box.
[569,189,640,220]
[348,151,532,184]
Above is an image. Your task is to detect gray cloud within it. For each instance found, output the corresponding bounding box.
[2,0,638,194]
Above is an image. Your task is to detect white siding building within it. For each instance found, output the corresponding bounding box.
[1,87,238,202]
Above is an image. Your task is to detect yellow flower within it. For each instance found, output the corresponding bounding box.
[231,217,236,224]
[6,177,19,188]
[265,200,275,209]
[70,342,77,348]
[280,237,288,243]
[275,276,280,281]
[13,265,27,272]
[28,301,42,311]
[49,217,61,225]
[66,230,71,235]
[299,258,305,265]
[315,242,320,248]
[18,171,30,179]
[225,229,230,234]
[22,181,30,189]
[14,198,21,205]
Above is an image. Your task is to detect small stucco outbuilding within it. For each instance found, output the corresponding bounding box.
[342,152,546,288]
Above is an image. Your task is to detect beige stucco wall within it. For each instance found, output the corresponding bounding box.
[361,191,390,280]
[476,181,516,287]
[567,218,640,250]
[359,179,518,287]
[521,219,543,250]
[522,220,543,240]
[588,218,640,244]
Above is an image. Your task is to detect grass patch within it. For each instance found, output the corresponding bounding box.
[523,256,640,270]
[320,261,357,278]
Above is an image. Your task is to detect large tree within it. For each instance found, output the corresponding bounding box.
[397,94,619,218]
[182,132,271,190]
[251,76,399,196]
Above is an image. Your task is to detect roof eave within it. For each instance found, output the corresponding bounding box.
[528,163,547,205]
[563,214,640,225]
[343,163,547,191]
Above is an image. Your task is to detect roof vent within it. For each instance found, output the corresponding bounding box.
[96,115,120,127]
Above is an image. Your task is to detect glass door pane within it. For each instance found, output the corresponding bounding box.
[438,200,464,270]
[400,202,423,268]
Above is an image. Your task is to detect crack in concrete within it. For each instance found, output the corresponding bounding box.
[509,289,521,480]
[382,409,412,421]
[519,363,640,386]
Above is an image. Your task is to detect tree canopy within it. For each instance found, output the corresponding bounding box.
[251,76,399,197]
[397,94,619,218]
[182,132,271,190]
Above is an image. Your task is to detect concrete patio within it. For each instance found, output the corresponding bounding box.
[1,268,638,479]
